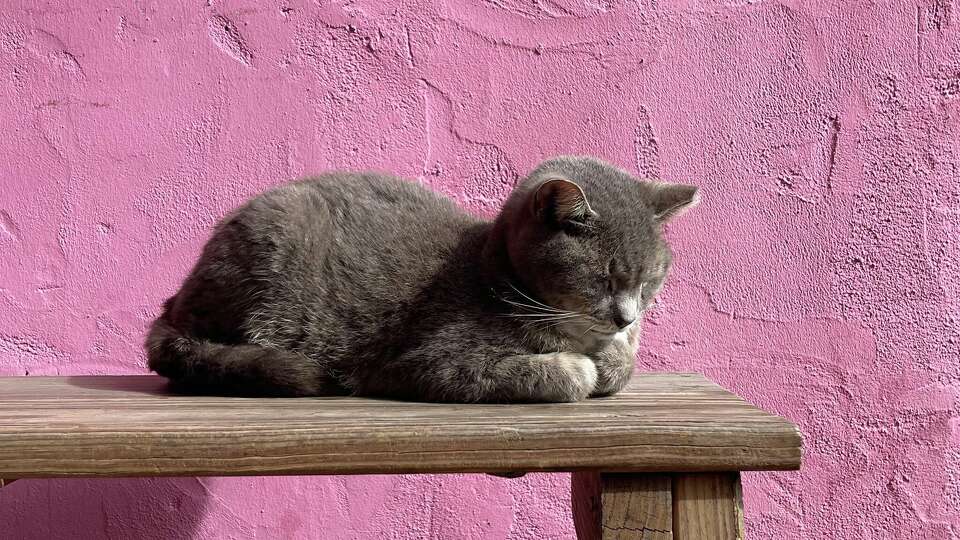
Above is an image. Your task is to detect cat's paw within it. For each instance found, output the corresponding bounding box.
[588,332,639,397]
[548,352,598,402]
[590,355,636,398]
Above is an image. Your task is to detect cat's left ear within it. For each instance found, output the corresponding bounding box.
[646,182,700,223]
[531,178,595,225]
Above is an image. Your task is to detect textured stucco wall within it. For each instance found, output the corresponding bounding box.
[1,0,958,538]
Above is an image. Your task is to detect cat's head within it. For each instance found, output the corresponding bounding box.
[494,156,699,342]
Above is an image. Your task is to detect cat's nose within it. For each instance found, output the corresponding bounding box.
[612,297,639,330]
[612,312,636,330]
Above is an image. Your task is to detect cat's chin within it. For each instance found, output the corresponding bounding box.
[572,319,642,351]
[557,323,619,352]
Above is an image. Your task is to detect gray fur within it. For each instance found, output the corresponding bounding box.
[146,156,698,402]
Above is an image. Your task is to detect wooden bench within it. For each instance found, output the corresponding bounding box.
[0,373,801,539]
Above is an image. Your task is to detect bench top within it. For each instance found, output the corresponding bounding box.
[0,373,801,478]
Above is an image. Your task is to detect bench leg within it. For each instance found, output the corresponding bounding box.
[571,472,744,539]
[572,472,672,539]
[673,473,745,540]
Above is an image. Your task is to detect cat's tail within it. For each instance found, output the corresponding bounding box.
[145,314,334,397]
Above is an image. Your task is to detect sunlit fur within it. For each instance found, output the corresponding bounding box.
[146,156,698,402]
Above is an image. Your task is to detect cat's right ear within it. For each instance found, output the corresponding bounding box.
[646,182,700,223]
[531,178,594,226]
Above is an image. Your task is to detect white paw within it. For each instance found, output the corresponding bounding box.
[553,352,598,400]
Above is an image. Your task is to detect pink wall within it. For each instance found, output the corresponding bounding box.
[1,0,958,538]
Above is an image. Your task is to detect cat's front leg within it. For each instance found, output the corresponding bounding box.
[406,350,599,403]
[498,352,598,402]
[590,324,641,397]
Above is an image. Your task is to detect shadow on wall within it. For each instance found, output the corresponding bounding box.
[0,477,209,540]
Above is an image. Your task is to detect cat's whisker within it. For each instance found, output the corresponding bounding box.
[503,311,579,317]
[580,324,598,338]
[506,281,550,307]
[498,297,576,317]
[529,312,593,331]
[612,240,625,259]
[502,311,583,320]
[499,297,570,314]
[505,281,569,313]
[534,319,576,332]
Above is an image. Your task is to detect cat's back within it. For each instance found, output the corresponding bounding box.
[167,172,487,355]
[273,172,478,247]
[307,172,474,236]
[232,172,483,288]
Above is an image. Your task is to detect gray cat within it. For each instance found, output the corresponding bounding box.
[146,156,698,402]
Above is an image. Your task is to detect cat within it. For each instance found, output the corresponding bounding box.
[145,156,698,402]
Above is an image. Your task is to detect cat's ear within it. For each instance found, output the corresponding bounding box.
[646,182,700,223]
[531,178,594,225]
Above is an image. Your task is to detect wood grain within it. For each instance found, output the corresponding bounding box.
[572,472,672,540]
[0,374,801,478]
[673,473,745,540]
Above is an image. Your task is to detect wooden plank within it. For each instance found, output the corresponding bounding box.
[572,472,672,539]
[0,374,802,478]
[672,473,745,540]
